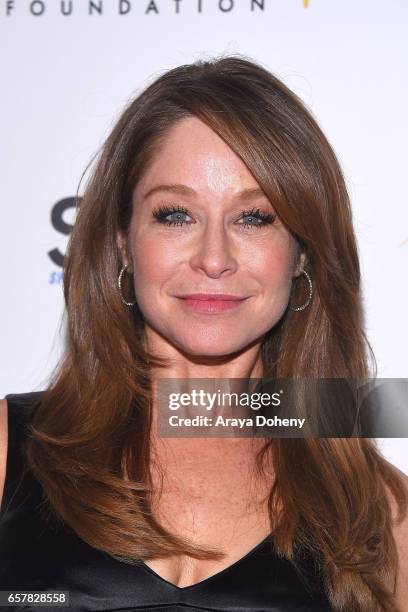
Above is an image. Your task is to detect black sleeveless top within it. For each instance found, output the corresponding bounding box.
[0,392,333,611]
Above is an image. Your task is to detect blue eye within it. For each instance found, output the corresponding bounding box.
[152,204,190,227]
[239,207,276,229]
[152,204,276,229]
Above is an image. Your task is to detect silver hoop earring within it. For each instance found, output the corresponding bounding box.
[289,269,313,311]
[118,264,137,307]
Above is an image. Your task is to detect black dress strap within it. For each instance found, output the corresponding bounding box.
[0,391,44,521]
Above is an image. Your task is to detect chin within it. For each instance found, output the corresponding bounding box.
[174,337,251,359]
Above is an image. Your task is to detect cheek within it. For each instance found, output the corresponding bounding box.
[132,233,179,291]
[248,241,295,290]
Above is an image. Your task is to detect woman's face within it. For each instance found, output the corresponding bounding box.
[118,116,304,358]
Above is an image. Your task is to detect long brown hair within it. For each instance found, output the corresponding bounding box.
[25,54,407,610]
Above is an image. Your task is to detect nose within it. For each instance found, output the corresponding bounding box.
[189,221,238,278]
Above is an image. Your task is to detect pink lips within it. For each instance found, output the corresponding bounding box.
[176,293,248,314]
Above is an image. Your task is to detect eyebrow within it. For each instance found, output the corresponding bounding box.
[142,183,268,202]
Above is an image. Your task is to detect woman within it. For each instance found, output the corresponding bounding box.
[1,55,407,611]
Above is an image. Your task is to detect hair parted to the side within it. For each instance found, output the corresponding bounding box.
[25,54,407,611]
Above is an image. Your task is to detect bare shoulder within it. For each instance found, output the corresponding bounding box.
[0,398,8,510]
[383,461,408,608]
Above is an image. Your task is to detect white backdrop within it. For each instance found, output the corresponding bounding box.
[1,0,407,472]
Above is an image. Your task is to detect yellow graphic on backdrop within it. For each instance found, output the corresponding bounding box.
[303,0,310,7]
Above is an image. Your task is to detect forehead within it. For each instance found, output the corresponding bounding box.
[133,116,261,199]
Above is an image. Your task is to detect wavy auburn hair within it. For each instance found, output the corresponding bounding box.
[25,55,407,610]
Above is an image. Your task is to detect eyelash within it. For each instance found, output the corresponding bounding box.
[151,204,276,230]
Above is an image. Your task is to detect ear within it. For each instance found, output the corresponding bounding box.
[116,230,133,273]
[293,250,307,278]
